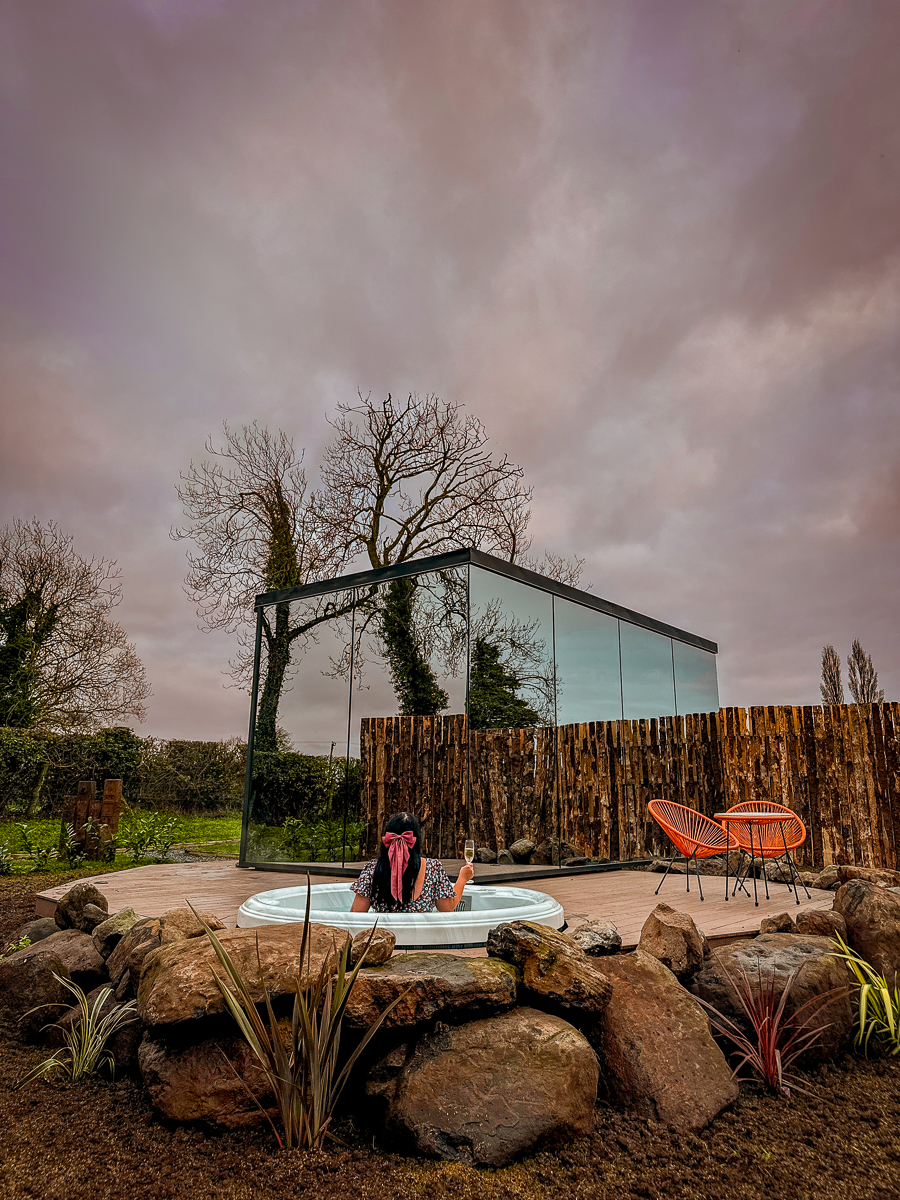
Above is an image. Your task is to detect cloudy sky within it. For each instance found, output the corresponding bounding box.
[1,0,898,739]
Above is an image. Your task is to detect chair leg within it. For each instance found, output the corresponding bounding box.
[693,852,705,901]
[777,824,811,902]
[654,850,679,896]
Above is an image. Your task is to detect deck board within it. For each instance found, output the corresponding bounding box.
[35,860,834,949]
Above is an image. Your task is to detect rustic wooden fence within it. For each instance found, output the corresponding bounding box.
[359,704,900,869]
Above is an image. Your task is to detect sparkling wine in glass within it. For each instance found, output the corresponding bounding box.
[464,838,475,865]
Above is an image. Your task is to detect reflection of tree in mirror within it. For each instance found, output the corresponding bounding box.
[379,577,449,715]
[468,638,545,730]
[468,637,542,729]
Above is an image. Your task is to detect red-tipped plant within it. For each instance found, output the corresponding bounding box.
[697,961,837,1096]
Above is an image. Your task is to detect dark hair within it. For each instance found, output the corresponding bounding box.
[371,811,423,909]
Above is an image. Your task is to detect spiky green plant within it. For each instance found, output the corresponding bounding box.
[191,888,407,1149]
[16,977,138,1086]
[832,935,900,1055]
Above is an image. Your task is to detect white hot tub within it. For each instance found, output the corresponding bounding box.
[237,882,564,950]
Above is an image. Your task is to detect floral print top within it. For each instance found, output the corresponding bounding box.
[350,857,457,913]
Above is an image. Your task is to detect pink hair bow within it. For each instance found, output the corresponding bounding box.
[383,830,416,901]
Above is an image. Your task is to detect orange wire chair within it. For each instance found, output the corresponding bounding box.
[648,799,731,902]
[722,801,810,905]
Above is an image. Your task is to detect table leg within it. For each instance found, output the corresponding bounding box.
[751,822,759,907]
[725,823,730,902]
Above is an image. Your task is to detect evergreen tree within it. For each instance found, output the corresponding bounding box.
[819,644,844,705]
[847,638,884,704]
[468,637,541,730]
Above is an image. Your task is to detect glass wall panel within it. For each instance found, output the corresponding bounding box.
[242,589,356,867]
[673,640,719,714]
[620,622,676,719]
[553,598,622,725]
[467,566,555,729]
[348,567,469,859]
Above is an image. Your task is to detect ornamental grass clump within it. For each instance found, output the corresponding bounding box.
[190,887,407,1150]
[16,978,138,1086]
[697,961,835,1096]
[831,935,900,1056]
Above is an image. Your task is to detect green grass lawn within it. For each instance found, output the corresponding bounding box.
[0,813,244,875]
[0,813,242,846]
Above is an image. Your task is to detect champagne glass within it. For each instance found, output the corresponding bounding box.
[464,838,475,865]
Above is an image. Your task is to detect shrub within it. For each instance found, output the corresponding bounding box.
[134,737,246,814]
[0,727,50,818]
[250,751,360,827]
[16,977,138,1085]
[118,812,178,861]
[281,818,365,863]
[697,961,836,1095]
[832,936,900,1056]
[39,726,143,814]
[16,822,58,870]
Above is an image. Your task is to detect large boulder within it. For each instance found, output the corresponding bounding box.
[349,927,396,968]
[344,954,519,1030]
[833,880,900,982]
[157,907,226,944]
[596,950,738,1132]
[47,985,142,1074]
[366,1007,598,1166]
[508,838,536,863]
[802,864,900,892]
[14,916,60,945]
[836,865,900,889]
[475,847,496,864]
[486,921,611,1018]
[637,904,709,982]
[570,920,622,957]
[531,839,578,867]
[54,882,109,933]
[37,929,108,991]
[138,923,351,1027]
[0,947,72,1041]
[106,909,227,999]
[92,908,140,959]
[795,909,847,940]
[693,934,854,1061]
[139,1033,275,1128]
[759,912,797,934]
[107,918,164,999]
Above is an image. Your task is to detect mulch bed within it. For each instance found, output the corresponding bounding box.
[2,875,900,1199]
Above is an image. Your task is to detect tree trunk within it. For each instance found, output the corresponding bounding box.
[255,602,292,753]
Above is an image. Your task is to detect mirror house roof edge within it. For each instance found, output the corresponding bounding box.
[253,546,718,654]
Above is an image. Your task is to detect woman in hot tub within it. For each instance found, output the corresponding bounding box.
[350,811,474,913]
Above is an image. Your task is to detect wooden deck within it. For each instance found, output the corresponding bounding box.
[35,861,834,949]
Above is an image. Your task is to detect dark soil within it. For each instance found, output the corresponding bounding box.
[2,876,900,1199]
[0,869,95,946]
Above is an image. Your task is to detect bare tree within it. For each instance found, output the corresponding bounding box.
[173,423,352,751]
[314,393,582,714]
[315,392,583,581]
[847,638,885,704]
[175,400,584,737]
[0,519,149,732]
[820,644,845,705]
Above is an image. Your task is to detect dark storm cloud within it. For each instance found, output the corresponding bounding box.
[0,0,897,737]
